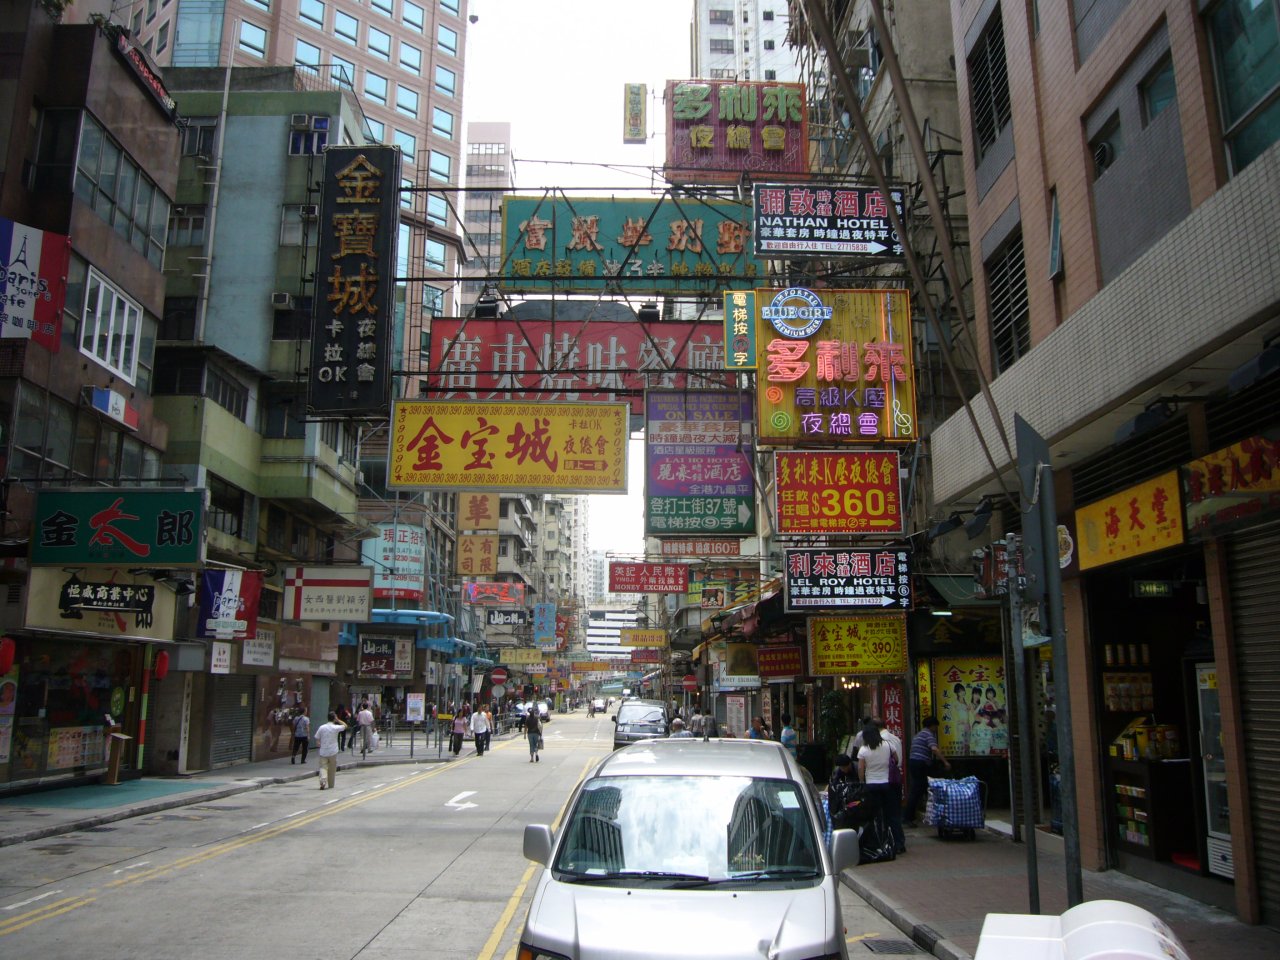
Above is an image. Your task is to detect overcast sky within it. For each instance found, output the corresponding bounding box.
[461,1,695,554]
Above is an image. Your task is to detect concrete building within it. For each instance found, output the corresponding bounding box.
[459,120,511,316]
[934,0,1280,924]
[692,0,800,82]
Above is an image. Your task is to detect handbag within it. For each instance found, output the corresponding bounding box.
[888,750,902,785]
[537,734,545,750]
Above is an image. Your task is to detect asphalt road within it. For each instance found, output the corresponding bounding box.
[0,713,917,960]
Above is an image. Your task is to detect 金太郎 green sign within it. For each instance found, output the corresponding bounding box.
[31,489,205,567]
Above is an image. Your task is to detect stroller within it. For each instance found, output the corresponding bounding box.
[924,776,987,840]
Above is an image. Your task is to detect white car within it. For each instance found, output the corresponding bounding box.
[592,698,605,712]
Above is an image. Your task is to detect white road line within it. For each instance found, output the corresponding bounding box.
[251,822,270,830]
[111,862,152,875]
[4,890,63,910]
[288,809,307,818]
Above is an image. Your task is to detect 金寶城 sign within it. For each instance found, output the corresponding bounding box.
[754,287,916,444]
[806,615,908,676]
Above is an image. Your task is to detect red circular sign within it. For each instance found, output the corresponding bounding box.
[682,674,698,692]
[490,667,508,685]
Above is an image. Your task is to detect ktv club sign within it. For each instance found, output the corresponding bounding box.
[752,287,916,444]
[664,80,807,184]
[774,450,903,536]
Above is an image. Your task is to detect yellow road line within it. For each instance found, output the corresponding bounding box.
[0,897,96,936]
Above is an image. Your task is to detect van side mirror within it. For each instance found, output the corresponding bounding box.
[524,824,554,865]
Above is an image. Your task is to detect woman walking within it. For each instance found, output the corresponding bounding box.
[857,722,907,855]
[525,706,542,762]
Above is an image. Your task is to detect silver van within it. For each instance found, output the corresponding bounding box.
[610,697,669,749]
[520,738,859,960]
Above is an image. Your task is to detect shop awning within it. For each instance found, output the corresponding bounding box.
[925,575,1001,608]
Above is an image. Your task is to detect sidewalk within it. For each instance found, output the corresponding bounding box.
[0,725,485,848]
[840,817,1280,960]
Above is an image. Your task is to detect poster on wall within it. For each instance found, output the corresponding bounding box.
[0,666,16,763]
[931,657,1009,757]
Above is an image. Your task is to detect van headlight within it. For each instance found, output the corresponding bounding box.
[517,946,570,960]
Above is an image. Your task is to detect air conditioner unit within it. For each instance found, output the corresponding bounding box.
[271,292,294,310]
[290,113,311,130]
[300,203,320,219]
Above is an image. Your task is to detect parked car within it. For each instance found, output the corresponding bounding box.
[519,738,859,960]
[591,697,605,712]
[611,698,669,749]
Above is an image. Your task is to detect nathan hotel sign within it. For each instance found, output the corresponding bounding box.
[308,145,402,416]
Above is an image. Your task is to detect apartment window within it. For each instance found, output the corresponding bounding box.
[1140,57,1176,126]
[289,124,329,156]
[298,0,324,28]
[438,23,457,55]
[280,204,314,245]
[763,39,775,50]
[1047,189,1063,280]
[424,284,444,316]
[400,176,414,210]
[239,21,267,57]
[400,41,422,74]
[132,9,142,33]
[432,106,454,139]
[709,9,732,24]
[207,364,248,421]
[440,0,458,13]
[397,86,419,118]
[1207,0,1280,173]
[167,206,207,246]
[968,9,1012,159]
[434,63,456,96]
[331,56,355,88]
[402,0,423,31]
[181,117,217,156]
[426,238,446,271]
[365,71,388,104]
[156,21,170,53]
[245,0,268,9]
[428,149,451,181]
[368,26,391,60]
[294,38,321,73]
[765,69,777,80]
[81,268,143,382]
[264,390,306,438]
[74,116,169,268]
[366,118,385,142]
[394,129,417,162]
[987,231,1030,373]
[207,474,246,539]
[371,0,393,16]
[763,9,774,19]
[426,193,448,225]
[334,10,358,45]
[710,38,734,54]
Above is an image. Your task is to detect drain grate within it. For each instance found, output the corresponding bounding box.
[863,939,921,954]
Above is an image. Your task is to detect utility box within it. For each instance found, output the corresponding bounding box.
[975,900,1190,960]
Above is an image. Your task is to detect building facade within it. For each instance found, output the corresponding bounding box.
[693,0,800,83]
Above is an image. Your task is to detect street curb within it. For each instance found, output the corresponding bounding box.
[840,869,973,960]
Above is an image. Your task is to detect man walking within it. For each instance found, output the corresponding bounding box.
[290,707,311,764]
[470,701,493,755]
[356,700,375,755]
[314,710,346,790]
[904,715,951,826]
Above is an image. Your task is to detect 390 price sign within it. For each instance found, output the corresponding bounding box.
[807,614,908,676]
[774,450,903,535]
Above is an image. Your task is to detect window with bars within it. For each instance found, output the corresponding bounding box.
[968,8,1012,160]
[986,230,1029,373]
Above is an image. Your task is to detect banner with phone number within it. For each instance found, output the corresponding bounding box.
[774,450,903,535]
[806,614,907,676]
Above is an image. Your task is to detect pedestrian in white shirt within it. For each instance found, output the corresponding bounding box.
[314,711,346,790]
[470,702,493,755]
[356,701,375,754]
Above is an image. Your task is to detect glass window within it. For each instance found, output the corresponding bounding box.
[81,267,143,383]
[1207,0,1280,173]
[396,85,419,118]
[239,21,267,57]
[1141,57,1177,125]
[425,238,446,271]
[402,0,423,31]
[400,41,422,74]
[331,55,355,88]
[181,118,217,156]
[424,284,444,316]
[394,129,417,161]
[710,38,734,54]
[334,10,358,45]
[432,106,454,139]
[440,0,458,13]
[365,117,385,142]
[368,26,391,59]
[401,176,414,210]
[299,0,324,28]
[427,193,448,225]
[968,12,1013,160]
[428,149,451,182]
[245,0,268,9]
[365,71,389,104]
[438,23,457,55]
[168,206,207,246]
[371,0,393,15]
[434,64,456,96]
[295,38,321,72]
[156,21,170,53]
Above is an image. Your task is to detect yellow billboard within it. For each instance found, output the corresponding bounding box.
[504,649,544,665]
[388,401,629,493]
[1076,470,1184,571]
[620,629,667,647]
[806,614,908,676]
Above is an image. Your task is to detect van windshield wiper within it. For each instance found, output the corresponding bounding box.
[558,870,710,885]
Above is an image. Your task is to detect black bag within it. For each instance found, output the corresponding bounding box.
[858,813,898,864]
[831,782,874,830]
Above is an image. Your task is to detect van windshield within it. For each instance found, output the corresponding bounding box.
[617,705,665,724]
[554,776,821,883]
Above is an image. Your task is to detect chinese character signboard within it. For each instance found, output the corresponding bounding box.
[32,489,204,566]
[753,184,904,257]
[499,196,763,294]
[197,569,263,640]
[609,562,690,594]
[623,83,647,143]
[724,290,757,370]
[711,640,760,691]
[26,568,177,641]
[1182,435,1280,535]
[281,566,373,622]
[1076,471,1184,571]
[308,145,401,415]
[486,608,529,627]
[755,287,916,443]
[533,602,557,643]
[361,522,426,601]
[0,215,71,351]
[456,534,498,576]
[645,390,755,536]
[427,317,730,413]
[757,644,805,679]
[631,648,662,664]
[620,629,667,647]
[357,631,413,681]
[774,450,903,535]
[931,657,1009,757]
[464,581,526,605]
[658,538,742,557]
[784,548,911,611]
[457,493,499,531]
[807,615,908,676]
[664,80,807,184]
[388,400,628,493]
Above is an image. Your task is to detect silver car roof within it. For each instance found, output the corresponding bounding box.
[592,738,800,779]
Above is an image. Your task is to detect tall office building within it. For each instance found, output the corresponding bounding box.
[460,120,512,315]
[691,0,799,82]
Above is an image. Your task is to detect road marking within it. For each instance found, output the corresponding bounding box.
[0,897,95,936]
[111,863,151,875]
[446,791,478,811]
[2,891,62,911]
[847,932,882,944]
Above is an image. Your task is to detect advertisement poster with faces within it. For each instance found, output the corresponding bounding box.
[932,657,1009,757]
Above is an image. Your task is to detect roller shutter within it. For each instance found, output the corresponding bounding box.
[210,675,255,767]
